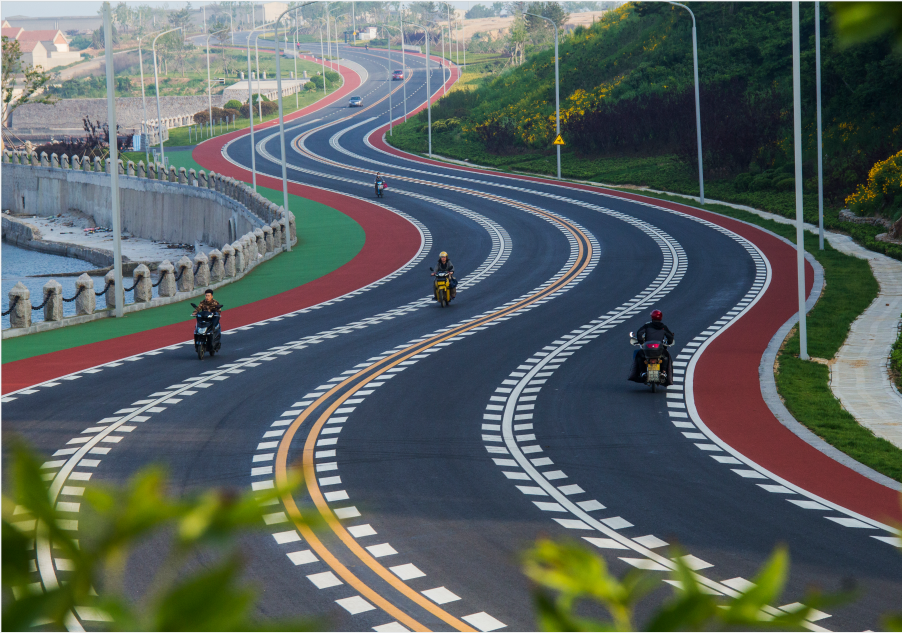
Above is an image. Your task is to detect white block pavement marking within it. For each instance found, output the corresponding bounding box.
[461,612,507,632]
[336,595,376,614]
[421,586,461,604]
[307,571,342,589]
[389,563,426,580]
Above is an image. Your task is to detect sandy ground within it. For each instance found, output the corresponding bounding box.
[457,10,610,39]
[21,211,201,263]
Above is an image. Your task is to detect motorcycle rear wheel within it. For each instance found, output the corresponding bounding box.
[651,382,657,393]
[197,346,205,360]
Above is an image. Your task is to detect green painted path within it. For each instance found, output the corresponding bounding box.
[2,150,365,365]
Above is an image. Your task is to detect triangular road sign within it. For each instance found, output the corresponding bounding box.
[553,134,565,146]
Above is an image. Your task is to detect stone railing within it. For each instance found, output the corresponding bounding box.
[2,150,297,337]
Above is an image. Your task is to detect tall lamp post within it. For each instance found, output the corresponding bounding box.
[426,21,448,96]
[206,28,229,138]
[329,10,350,80]
[273,2,316,253]
[667,2,704,205]
[318,18,328,94]
[408,21,432,156]
[375,23,405,134]
[102,1,124,317]
[400,9,409,121]
[525,12,561,179]
[136,32,156,165]
[247,20,275,192]
[791,1,809,360]
[815,0,824,250]
[152,26,182,168]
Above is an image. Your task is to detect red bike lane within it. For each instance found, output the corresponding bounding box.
[3,62,422,394]
[368,127,902,526]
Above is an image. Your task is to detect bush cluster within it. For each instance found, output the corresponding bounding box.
[845,149,902,221]
[239,100,278,118]
[223,99,243,110]
[193,106,239,125]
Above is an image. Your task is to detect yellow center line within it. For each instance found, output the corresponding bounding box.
[275,186,592,628]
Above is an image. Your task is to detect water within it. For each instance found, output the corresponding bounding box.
[1,242,160,329]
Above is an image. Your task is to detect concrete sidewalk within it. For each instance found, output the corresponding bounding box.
[634,188,902,449]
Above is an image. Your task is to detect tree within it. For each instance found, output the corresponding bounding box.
[1,36,54,136]
[168,3,193,32]
[508,13,528,65]
[466,4,497,20]
[90,24,120,50]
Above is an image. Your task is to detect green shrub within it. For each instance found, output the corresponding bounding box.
[304,81,317,90]
[223,99,243,110]
[775,176,795,191]
[734,172,752,191]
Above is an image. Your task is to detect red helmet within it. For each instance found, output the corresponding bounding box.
[650,309,663,322]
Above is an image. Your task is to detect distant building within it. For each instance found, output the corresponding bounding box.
[1,19,11,28]
[1,27,81,69]
[254,2,290,23]
[357,26,378,41]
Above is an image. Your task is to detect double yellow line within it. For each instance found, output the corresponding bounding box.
[274,196,594,630]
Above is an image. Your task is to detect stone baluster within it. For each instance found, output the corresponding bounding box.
[222,244,236,277]
[288,212,297,242]
[40,152,49,167]
[42,280,63,321]
[157,260,176,297]
[279,217,289,246]
[168,166,177,183]
[74,274,95,315]
[118,159,125,175]
[193,252,211,287]
[51,153,60,169]
[230,242,244,274]
[176,256,194,292]
[133,264,152,302]
[147,162,156,179]
[61,154,70,170]
[270,220,282,251]
[244,235,255,268]
[208,249,224,283]
[94,156,103,172]
[8,282,32,328]
[2,151,10,163]
[31,152,40,167]
[189,168,197,186]
[138,161,146,178]
[263,225,274,253]
[105,157,112,173]
[179,167,187,184]
[254,228,266,257]
[127,160,136,176]
[103,270,118,310]
[199,170,208,188]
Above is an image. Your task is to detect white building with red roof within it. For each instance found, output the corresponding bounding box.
[2,26,81,69]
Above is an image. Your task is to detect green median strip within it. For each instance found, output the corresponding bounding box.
[2,150,365,365]
[602,188,902,483]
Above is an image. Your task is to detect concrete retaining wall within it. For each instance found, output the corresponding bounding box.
[1,214,116,268]
[2,162,264,247]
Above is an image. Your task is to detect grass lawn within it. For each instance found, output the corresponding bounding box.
[1,148,365,365]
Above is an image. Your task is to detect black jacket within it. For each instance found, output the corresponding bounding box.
[637,321,674,345]
[435,259,454,274]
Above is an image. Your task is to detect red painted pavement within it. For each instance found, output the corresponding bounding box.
[371,127,902,525]
[2,62,421,394]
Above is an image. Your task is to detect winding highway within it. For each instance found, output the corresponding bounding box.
[4,40,901,632]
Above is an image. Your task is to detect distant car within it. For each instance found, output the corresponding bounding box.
[392,69,404,81]
[349,96,363,107]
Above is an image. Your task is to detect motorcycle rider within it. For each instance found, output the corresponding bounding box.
[628,309,675,384]
[374,173,387,195]
[430,251,456,299]
[192,289,222,327]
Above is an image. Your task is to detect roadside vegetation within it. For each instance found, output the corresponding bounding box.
[891,316,902,392]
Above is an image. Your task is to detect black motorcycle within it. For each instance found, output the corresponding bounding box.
[191,303,223,360]
[629,332,671,392]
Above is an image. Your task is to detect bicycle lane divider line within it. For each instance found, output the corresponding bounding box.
[274,201,592,632]
[366,128,902,525]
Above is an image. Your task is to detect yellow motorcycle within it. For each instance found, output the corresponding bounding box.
[431,268,453,308]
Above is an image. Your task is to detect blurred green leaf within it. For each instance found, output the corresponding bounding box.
[830,2,902,47]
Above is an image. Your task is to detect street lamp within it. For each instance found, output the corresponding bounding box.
[791,1,808,360]
[136,31,157,166]
[815,0,824,250]
[273,2,317,253]
[400,9,409,121]
[426,20,448,96]
[667,2,704,205]
[152,26,183,168]
[374,23,406,135]
[247,20,275,192]
[407,21,432,156]
[525,12,561,180]
[102,1,124,317]
[317,17,328,95]
[329,10,350,80]
[206,28,229,138]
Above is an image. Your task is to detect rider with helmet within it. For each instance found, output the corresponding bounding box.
[629,309,675,384]
[431,251,456,298]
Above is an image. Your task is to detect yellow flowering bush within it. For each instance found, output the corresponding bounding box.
[845,149,902,220]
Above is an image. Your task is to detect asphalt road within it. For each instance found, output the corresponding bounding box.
[5,43,900,632]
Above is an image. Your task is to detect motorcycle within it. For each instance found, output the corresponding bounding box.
[629,332,670,392]
[430,268,453,307]
[375,180,386,198]
[191,303,223,360]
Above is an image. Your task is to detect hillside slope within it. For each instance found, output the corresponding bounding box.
[388,1,901,256]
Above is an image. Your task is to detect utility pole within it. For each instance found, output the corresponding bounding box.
[103,1,124,317]
[792,1,809,361]
[815,1,824,251]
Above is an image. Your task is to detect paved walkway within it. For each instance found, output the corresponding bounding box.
[631,189,902,449]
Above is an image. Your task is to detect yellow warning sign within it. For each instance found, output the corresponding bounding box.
[553,135,565,146]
